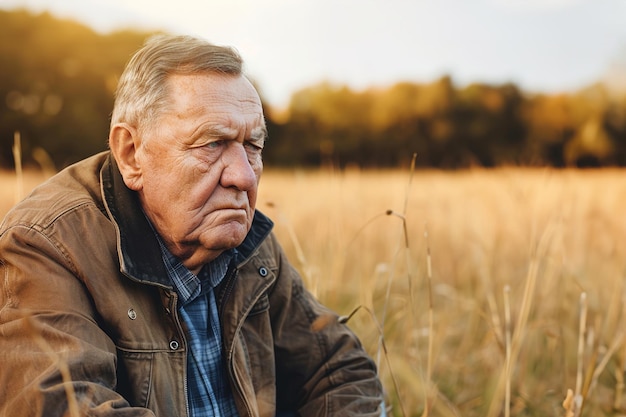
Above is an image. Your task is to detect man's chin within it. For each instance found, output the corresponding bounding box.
[204,221,250,249]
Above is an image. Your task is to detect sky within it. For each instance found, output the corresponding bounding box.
[1,0,626,108]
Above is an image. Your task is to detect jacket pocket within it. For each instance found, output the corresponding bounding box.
[115,349,154,407]
[235,305,277,416]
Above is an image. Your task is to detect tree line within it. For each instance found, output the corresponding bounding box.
[268,79,626,168]
[1,9,625,170]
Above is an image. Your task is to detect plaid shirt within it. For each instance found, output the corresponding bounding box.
[157,237,239,417]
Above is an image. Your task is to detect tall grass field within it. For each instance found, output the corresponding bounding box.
[3,166,626,417]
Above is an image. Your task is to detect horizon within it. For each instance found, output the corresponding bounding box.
[1,0,625,108]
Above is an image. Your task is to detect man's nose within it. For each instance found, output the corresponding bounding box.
[220,143,258,191]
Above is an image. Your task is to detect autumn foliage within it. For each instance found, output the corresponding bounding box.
[1,8,625,170]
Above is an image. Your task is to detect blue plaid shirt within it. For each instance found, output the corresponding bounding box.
[157,238,239,417]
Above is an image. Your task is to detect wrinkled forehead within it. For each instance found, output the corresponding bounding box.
[164,73,262,114]
[155,73,266,138]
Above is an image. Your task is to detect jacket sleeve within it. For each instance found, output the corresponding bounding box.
[0,224,155,417]
[266,234,385,416]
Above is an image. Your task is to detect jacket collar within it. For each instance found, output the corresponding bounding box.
[100,153,273,287]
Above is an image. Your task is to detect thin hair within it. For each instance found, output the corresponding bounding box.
[110,34,244,133]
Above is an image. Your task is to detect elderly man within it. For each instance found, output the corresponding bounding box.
[0,35,384,416]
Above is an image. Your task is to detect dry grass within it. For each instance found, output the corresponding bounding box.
[4,166,626,416]
[258,167,626,417]
[0,169,50,215]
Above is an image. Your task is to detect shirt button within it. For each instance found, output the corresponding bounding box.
[169,340,180,350]
[127,308,137,320]
[258,267,268,277]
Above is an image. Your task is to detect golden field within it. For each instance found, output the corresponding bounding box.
[3,166,626,417]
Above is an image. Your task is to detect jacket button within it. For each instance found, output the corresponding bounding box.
[258,267,268,277]
[169,340,180,350]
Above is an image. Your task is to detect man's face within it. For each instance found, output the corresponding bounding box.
[132,73,266,272]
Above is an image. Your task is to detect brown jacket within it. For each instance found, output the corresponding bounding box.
[0,152,384,417]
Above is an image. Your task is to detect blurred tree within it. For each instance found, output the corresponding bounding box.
[564,116,614,167]
[266,75,625,169]
[521,93,573,166]
[445,82,526,167]
[0,9,152,169]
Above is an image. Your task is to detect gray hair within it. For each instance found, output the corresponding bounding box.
[110,34,244,131]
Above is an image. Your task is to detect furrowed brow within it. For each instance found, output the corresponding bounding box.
[251,125,268,142]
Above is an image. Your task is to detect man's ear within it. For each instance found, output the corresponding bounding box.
[109,123,144,191]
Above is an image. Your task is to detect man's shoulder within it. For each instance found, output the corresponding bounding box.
[0,152,110,233]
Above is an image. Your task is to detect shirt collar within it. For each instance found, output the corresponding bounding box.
[154,232,234,306]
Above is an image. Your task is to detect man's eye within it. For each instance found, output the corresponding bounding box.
[207,140,223,149]
[245,141,263,153]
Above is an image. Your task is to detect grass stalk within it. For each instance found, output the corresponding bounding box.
[339,305,407,417]
[12,131,23,203]
[421,224,435,417]
[614,319,626,410]
[574,292,587,417]
[504,285,512,417]
[562,292,626,417]
[611,284,626,410]
[588,331,624,398]
[487,220,557,417]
